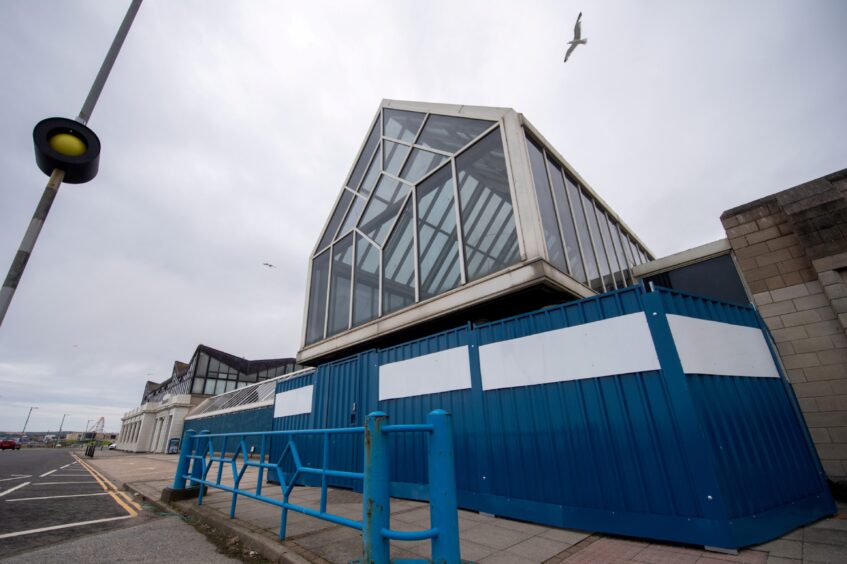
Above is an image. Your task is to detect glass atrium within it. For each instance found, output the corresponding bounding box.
[301,101,652,360]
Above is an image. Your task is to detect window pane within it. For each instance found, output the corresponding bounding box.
[564,173,599,290]
[192,378,205,394]
[317,189,354,251]
[628,237,641,266]
[417,165,461,299]
[526,138,567,273]
[197,353,209,377]
[305,250,330,344]
[383,109,425,142]
[358,175,410,246]
[327,235,354,336]
[382,201,415,314]
[383,140,410,176]
[204,379,216,395]
[400,148,447,184]
[352,234,380,326]
[417,114,494,154]
[456,129,520,281]
[611,220,633,285]
[582,192,611,291]
[597,206,624,288]
[225,381,236,393]
[358,146,381,196]
[208,358,219,373]
[215,379,227,395]
[241,371,257,383]
[549,163,587,284]
[347,119,380,190]
[338,193,367,237]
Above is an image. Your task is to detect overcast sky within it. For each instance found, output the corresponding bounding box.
[1,1,845,433]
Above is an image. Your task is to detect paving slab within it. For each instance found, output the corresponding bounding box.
[85,451,847,564]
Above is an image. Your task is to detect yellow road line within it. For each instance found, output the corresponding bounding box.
[72,455,140,516]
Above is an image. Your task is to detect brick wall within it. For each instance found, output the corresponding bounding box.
[721,169,847,479]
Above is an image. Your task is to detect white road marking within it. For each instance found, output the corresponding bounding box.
[6,492,110,502]
[0,515,132,540]
[0,476,32,483]
[60,464,71,469]
[32,481,98,485]
[0,482,30,498]
[39,469,57,478]
[11,474,31,477]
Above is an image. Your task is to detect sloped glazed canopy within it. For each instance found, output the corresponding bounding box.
[305,107,520,345]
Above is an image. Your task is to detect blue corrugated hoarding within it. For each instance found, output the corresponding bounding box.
[268,285,834,549]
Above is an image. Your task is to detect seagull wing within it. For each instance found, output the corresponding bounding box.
[573,12,582,41]
[564,42,578,62]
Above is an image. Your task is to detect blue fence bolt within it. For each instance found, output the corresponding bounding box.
[362,411,390,564]
[171,429,196,490]
[427,409,461,564]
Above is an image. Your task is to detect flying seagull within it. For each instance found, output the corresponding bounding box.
[262,262,276,268]
[564,12,587,62]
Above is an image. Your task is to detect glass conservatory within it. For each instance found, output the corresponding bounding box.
[299,100,652,362]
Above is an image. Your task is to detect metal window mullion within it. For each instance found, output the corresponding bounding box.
[412,187,420,302]
[450,122,501,160]
[594,202,620,290]
[559,167,590,288]
[355,139,382,193]
[378,245,383,317]
[613,221,635,285]
[379,170,416,186]
[541,149,572,275]
[413,113,429,143]
[378,191,412,250]
[401,157,450,188]
[577,187,607,292]
[450,158,467,284]
[410,143,453,158]
[322,246,333,340]
[348,234,356,331]
[497,123,526,261]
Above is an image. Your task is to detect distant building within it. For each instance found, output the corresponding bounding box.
[117,344,300,453]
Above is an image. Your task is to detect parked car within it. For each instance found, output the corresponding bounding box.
[108,443,117,450]
[0,438,21,450]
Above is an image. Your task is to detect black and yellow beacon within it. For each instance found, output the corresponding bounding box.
[33,117,101,184]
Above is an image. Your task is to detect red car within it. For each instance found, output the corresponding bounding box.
[0,438,21,450]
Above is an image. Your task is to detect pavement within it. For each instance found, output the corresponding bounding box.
[84,450,847,563]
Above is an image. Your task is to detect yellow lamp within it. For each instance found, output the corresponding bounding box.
[49,133,87,157]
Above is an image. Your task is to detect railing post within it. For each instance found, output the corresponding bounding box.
[193,430,210,503]
[171,429,196,490]
[362,411,390,564]
[427,409,460,564]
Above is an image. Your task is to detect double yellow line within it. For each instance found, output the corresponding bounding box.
[72,454,142,517]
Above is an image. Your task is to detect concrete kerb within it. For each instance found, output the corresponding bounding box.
[122,479,315,564]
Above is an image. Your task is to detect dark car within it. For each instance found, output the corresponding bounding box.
[0,438,21,450]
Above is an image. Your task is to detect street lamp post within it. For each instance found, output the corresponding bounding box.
[0,0,143,328]
[21,406,38,436]
[56,413,69,447]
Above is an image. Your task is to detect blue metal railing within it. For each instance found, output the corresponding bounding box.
[171,409,460,563]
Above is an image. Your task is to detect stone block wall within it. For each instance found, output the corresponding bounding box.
[721,168,847,479]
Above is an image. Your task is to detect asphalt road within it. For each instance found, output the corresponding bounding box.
[0,448,237,562]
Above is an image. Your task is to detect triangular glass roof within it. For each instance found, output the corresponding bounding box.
[306,104,520,346]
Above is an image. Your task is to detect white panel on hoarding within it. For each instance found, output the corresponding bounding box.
[379,346,472,401]
[274,385,314,418]
[479,312,660,391]
[667,315,779,378]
